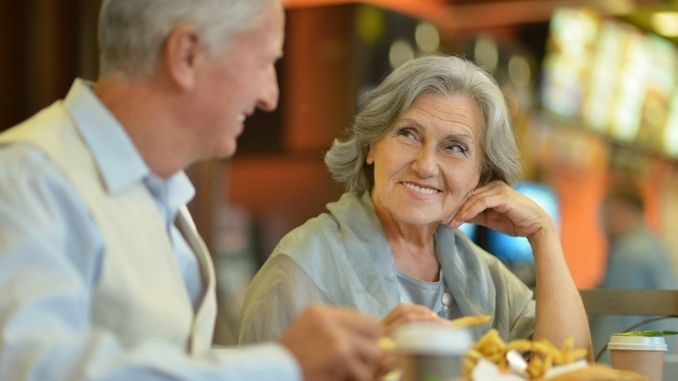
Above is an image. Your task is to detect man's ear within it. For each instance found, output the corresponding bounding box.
[162,26,201,91]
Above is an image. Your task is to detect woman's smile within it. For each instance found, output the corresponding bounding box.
[400,181,442,198]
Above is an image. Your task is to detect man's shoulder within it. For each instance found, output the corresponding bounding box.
[0,102,67,144]
[0,143,64,184]
[614,229,664,262]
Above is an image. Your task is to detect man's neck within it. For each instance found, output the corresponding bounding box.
[94,75,193,178]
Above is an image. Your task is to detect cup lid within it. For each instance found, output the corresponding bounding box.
[392,322,472,355]
[608,334,668,351]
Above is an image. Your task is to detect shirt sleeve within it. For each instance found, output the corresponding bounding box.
[239,254,329,344]
[0,144,300,381]
[482,254,536,341]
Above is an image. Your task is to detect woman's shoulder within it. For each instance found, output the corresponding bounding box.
[273,191,382,258]
[268,214,336,266]
[269,192,392,289]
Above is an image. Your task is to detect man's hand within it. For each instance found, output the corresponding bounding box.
[280,305,382,381]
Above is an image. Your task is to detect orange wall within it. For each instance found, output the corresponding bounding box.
[539,128,609,288]
[540,126,675,288]
[225,155,343,256]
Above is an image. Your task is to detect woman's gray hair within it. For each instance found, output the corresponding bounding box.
[98,0,277,78]
[325,55,522,194]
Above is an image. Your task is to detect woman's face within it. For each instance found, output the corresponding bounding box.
[367,92,484,228]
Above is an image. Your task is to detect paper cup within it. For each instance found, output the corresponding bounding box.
[393,323,472,381]
[608,334,667,381]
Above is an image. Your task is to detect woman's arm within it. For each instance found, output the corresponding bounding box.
[449,180,592,359]
[529,220,593,360]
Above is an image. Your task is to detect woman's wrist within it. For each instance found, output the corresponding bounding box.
[527,219,558,248]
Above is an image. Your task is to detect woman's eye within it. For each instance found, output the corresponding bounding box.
[447,143,469,155]
[396,127,417,140]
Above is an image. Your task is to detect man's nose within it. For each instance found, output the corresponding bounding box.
[257,67,279,112]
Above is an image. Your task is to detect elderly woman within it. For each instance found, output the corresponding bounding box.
[239,55,591,353]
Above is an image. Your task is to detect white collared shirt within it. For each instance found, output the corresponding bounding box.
[0,79,300,381]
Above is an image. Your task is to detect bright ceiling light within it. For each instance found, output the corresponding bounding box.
[652,11,678,37]
[389,40,415,69]
[415,22,440,53]
[474,36,498,74]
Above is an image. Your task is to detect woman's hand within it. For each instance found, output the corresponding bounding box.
[378,304,449,378]
[381,303,448,336]
[446,180,556,242]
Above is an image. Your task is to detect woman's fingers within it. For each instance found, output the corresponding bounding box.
[449,181,510,227]
[381,303,447,336]
[449,181,550,238]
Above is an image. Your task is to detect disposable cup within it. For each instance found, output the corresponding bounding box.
[393,323,472,381]
[608,334,667,381]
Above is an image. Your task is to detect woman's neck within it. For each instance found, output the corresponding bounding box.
[384,226,440,282]
[372,195,441,281]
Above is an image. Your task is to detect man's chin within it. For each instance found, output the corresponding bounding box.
[217,140,238,159]
[221,147,237,159]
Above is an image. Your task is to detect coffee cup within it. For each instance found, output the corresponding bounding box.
[392,322,472,381]
[608,334,667,381]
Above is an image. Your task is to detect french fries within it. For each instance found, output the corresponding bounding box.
[449,315,492,329]
[462,329,588,380]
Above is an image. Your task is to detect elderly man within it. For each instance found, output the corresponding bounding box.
[0,1,381,380]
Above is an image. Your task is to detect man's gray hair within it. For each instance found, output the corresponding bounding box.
[325,55,522,194]
[98,0,276,78]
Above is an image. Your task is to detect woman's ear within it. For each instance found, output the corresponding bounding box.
[366,144,374,165]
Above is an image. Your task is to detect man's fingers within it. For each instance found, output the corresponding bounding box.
[281,305,384,381]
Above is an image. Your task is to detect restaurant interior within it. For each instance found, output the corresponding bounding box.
[3,0,678,373]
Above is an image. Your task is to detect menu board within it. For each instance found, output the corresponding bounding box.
[542,7,678,159]
[541,8,600,118]
[582,20,629,134]
[664,91,678,157]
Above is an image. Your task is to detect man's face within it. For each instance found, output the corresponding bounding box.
[601,198,637,239]
[193,4,284,159]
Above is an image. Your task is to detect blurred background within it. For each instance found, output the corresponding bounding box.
[3,0,678,345]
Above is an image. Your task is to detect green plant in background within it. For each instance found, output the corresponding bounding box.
[617,329,678,337]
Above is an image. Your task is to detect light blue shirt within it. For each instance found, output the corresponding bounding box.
[0,80,300,381]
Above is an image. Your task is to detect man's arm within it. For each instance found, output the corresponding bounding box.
[0,145,302,381]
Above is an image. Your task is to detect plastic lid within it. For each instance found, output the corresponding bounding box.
[608,335,668,352]
[392,322,472,355]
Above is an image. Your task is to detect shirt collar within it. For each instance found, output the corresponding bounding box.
[63,79,148,194]
[61,79,195,206]
[145,172,196,217]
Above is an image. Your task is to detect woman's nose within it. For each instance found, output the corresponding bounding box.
[411,148,439,177]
